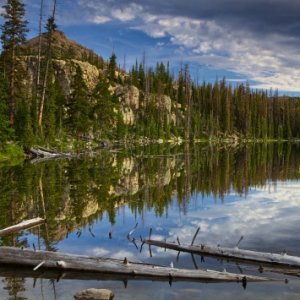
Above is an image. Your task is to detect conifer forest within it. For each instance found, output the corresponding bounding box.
[1,0,300,158]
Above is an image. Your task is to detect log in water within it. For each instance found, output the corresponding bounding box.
[0,247,271,283]
[143,239,300,269]
[0,218,45,237]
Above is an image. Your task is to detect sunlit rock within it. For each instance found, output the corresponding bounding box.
[74,288,114,300]
[122,157,135,174]
[160,95,172,113]
[116,171,139,196]
[121,106,135,125]
[115,85,140,109]
[155,169,171,187]
[82,200,99,218]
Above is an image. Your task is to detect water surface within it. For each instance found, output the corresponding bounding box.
[1,143,300,299]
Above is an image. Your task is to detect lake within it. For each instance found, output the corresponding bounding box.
[1,143,300,299]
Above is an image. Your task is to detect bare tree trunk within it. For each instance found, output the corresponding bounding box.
[0,218,45,237]
[144,238,300,269]
[9,42,16,127]
[0,247,271,283]
[36,0,44,95]
[38,0,57,129]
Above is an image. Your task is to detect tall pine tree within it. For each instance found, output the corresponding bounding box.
[66,66,91,138]
[0,71,13,147]
[0,0,28,127]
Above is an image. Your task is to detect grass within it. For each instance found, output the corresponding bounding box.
[0,143,25,165]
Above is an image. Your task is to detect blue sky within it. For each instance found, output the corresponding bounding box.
[1,0,300,94]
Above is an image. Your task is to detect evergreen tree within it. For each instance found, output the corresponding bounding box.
[43,73,60,143]
[66,66,91,137]
[91,76,116,138]
[108,52,117,83]
[15,97,34,148]
[0,72,13,146]
[0,0,28,127]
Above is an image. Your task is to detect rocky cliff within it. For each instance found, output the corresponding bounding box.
[23,31,177,128]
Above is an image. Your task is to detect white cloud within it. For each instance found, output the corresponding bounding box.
[74,0,300,92]
[111,4,143,22]
[134,14,300,91]
[163,181,300,251]
[93,15,111,24]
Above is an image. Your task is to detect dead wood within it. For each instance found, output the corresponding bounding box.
[0,247,271,283]
[0,218,45,237]
[143,239,300,270]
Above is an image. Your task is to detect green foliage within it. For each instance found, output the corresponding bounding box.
[0,143,24,163]
[1,7,300,149]
[91,76,116,138]
[0,0,28,52]
[66,66,91,137]
[0,73,13,145]
[15,98,35,148]
[0,0,28,127]
[108,52,117,83]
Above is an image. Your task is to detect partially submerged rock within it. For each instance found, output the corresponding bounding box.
[74,288,114,300]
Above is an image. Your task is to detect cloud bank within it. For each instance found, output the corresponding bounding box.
[2,0,300,92]
[73,0,300,92]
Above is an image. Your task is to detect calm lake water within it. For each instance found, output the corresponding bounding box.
[1,143,300,299]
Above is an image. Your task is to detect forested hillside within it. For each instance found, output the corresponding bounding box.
[1,0,300,158]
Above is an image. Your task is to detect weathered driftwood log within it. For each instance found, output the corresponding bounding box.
[143,239,300,269]
[0,247,271,283]
[29,147,72,158]
[0,218,45,237]
[29,147,74,163]
[30,147,61,158]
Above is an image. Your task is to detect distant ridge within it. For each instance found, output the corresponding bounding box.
[23,30,104,67]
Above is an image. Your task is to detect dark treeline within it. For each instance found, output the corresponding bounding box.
[1,0,300,153]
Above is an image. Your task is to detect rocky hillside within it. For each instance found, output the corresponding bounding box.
[22,30,178,130]
[23,30,104,67]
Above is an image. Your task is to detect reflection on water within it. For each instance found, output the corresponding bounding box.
[0,143,300,299]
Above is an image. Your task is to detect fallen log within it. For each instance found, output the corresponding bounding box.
[143,239,300,269]
[0,247,271,283]
[0,265,272,284]
[0,218,45,237]
[29,147,72,159]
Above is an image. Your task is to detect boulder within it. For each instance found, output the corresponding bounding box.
[74,288,114,300]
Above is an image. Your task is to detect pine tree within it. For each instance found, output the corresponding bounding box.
[108,52,117,83]
[15,97,34,148]
[0,0,28,127]
[66,66,91,137]
[0,72,13,146]
[91,76,116,139]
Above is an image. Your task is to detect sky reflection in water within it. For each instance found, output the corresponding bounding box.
[0,144,300,299]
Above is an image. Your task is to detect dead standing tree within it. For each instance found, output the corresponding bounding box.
[38,0,57,130]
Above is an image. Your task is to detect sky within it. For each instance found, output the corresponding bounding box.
[1,0,300,94]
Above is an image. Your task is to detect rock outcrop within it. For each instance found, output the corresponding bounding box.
[74,288,114,300]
